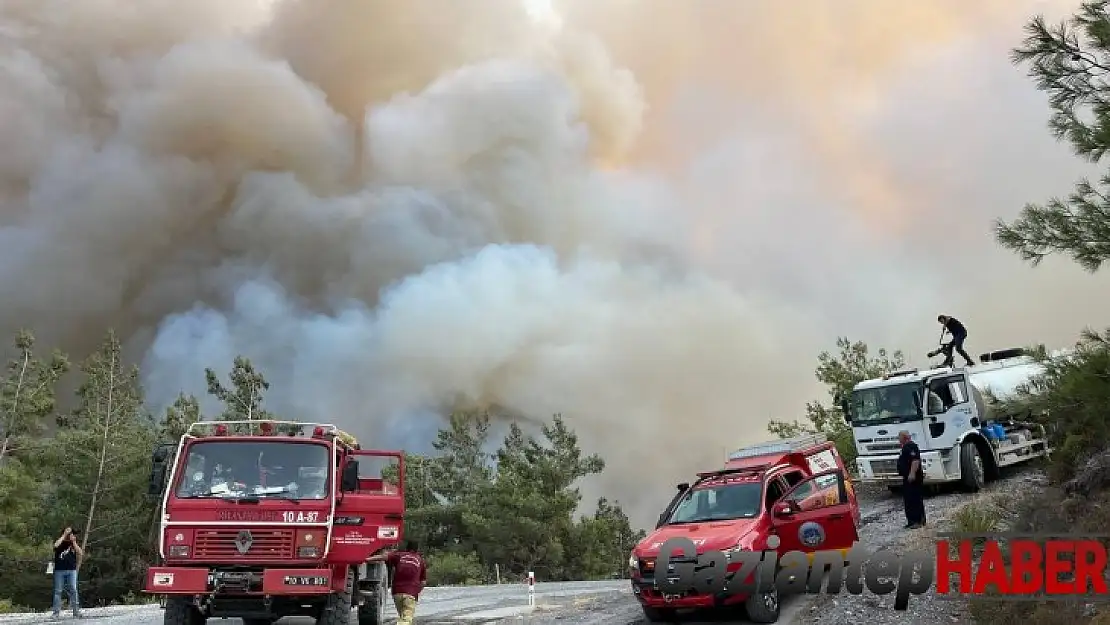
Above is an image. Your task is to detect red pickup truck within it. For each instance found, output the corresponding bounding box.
[628,434,861,623]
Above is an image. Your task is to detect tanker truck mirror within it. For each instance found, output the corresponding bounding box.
[340,460,360,492]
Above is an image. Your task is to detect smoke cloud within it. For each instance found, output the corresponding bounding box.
[1,0,1103,526]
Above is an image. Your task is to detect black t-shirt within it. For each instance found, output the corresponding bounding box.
[897,441,924,483]
[944,317,967,338]
[54,540,78,571]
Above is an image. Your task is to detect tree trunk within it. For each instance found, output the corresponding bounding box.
[0,352,30,464]
[81,356,116,566]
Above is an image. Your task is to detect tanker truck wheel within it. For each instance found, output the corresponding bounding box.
[959,441,985,492]
[163,597,205,625]
[316,568,354,625]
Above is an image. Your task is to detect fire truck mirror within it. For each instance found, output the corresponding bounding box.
[147,444,174,497]
[340,460,360,492]
[147,462,167,497]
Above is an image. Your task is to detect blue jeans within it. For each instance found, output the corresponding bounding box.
[52,570,79,615]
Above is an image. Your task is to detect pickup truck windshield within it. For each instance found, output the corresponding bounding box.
[666,480,761,524]
[174,440,330,500]
[850,381,921,426]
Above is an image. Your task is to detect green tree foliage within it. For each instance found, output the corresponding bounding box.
[51,331,157,600]
[0,330,69,462]
[767,338,905,470]
[160,393,201,442]
[205,356,273,421]
[391,411,642,585]
[995,1,1110,270]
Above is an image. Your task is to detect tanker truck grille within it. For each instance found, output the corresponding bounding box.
[194,528,295,561]
[869,459,898,475]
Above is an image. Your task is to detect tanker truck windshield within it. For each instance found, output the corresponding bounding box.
[850,382,922,426]
[664,478,762,524]
[174,440,330,500]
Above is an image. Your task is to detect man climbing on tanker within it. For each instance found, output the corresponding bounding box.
[937,314,975,367]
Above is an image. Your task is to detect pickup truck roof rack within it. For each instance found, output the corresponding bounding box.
[696,466,765,479]
[727,433,829,462]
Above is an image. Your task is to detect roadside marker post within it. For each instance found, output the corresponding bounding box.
[528,571,535,607]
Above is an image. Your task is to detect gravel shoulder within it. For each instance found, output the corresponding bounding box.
[797,465,1049,625]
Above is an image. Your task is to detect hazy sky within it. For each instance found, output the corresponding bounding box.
[1,0,1103,526]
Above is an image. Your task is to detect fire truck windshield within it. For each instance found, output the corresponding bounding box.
[174,440,330,501]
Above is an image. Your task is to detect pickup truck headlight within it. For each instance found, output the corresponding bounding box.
[168,545,190,558]
[298,546,320,558]
[724,545,745,562]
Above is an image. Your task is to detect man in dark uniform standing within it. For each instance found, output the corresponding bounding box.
[937,315,976,367]
[897,431,926,529]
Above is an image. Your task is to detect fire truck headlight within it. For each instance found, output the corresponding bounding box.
[298,546,320,558]
[168,545,190,558]
[628,553,638,569]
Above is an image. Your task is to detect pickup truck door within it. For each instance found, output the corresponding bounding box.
[769,470,858,557]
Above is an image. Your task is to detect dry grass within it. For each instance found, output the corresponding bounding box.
[963,486,1110,625]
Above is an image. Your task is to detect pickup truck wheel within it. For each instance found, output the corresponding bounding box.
[163,597,205,625]
[357,584,384,625]
[959,440,984,492]
[745,586,780,623]
[640,605,677,622]
[316,568,354,625]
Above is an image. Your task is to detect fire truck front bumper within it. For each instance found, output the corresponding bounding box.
[144,567,335,595]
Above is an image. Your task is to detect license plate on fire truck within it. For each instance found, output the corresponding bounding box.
[284,576,328,586]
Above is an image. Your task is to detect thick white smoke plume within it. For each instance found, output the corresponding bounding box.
[2,0,1105,526]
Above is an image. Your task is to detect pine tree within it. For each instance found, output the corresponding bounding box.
[995,1,1110,270]
[0,330,69,462]
[56,330,155,561]
[205,356,273,421]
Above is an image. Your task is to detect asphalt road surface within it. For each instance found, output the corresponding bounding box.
[0,580,634,625]
[0,579,815,625]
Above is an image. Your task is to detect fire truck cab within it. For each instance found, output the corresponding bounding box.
[143,420,405,625]
[628,434,860,623]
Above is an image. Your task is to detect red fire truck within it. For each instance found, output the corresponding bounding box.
[628,434,861,623]
[143,420,405,625]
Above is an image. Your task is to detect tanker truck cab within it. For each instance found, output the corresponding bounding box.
[845,348,1053,491]
[628,434,860,623]
[143,420,405,625]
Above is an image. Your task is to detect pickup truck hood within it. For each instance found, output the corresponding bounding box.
[636,519,758,557]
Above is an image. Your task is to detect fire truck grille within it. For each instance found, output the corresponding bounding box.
[194,528,295,561]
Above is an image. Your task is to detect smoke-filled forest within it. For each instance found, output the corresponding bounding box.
[0,330,645,610]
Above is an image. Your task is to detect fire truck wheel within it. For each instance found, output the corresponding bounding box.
[356,586,384,625]
[744,585,780,623]
[316,568,354,625]
[163,597,204,625]
[640,605,677,622]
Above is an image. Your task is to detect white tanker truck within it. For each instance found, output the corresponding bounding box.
[843,347,1059,491]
